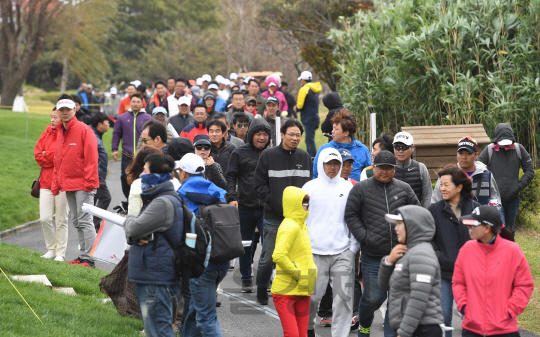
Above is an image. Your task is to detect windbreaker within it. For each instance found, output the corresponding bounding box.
[271,186,318,296]
[111,110,152,156]
[313,139,371,182]
[34,124,59,190]
[297,82,322,125]
[453,235,534,336]
[302,148,359,255]
[261,77,288,113]
[320,92,344,140]
[378,206,444,337]
[51,117,99,194]
[180,121,208,143]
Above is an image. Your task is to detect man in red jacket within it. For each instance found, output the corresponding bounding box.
[52,95,100,268]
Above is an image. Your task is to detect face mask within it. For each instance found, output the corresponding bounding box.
[141,172,172,191]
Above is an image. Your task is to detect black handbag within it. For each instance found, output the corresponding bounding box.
[31,169,43,198]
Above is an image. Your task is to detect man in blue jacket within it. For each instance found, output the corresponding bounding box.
[176,153,229,337]
[313,109,371,182]
[124,154,183,337]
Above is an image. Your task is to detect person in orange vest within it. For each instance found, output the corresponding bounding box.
[148,80,171,115]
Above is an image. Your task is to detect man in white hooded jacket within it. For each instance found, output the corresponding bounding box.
[303,147,360,337]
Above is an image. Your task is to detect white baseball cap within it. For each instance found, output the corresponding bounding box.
[56,99,76,110]
[498,139,513,146]
[177,96,191,106]
[196,78,203,86]
[215,75,225,83]
[176,153,205,174]
[229,73,238,80]
[223,79,231,86]
[297,71,312,81]
[110,87,118,95]
[202,74,212,82]
[268,81,277,87]
[131,80,142,87]
[385,213,403,223]
[208,83,219,90]
[393,131,414,146]
[322,151,343,163]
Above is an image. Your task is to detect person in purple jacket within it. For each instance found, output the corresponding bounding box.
[111,94,152,198]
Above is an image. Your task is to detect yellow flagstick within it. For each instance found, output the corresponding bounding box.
[0,267,44,325]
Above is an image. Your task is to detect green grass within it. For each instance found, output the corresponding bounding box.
[515,227,540,333]
[0,244,143,336]
[0,109,114,231]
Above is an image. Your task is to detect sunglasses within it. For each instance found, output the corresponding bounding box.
[246,103,256,107]
[236,123,249,128]
[195,145,211,151]
[394,144,411,152]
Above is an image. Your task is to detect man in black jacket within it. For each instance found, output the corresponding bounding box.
[89,113,111,232]
[254,119,313,305]
[226,118,272,293]
[280,81,296,119]
[345,150,420,337]
[207,119,236,173]
[320,92,344,142]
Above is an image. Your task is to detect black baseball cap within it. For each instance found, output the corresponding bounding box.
[373,150,397,167]
[457,136,478,153]
[266,96,279,105]
[460,205,502,228]
[193,134,211,146]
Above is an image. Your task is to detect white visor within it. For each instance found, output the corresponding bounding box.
[498,139,513,146]
[385,213,403,223]
[56,99,76,110]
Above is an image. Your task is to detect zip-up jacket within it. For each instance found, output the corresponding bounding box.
[478,123,535,202]
[271,186,318,296]
[453,235,534,336]
[428,198,480,280]
[345,177,420,257]
[378,206,444,337]
[90,126,108,180]
[395,158,432,208]
[313,138,371,182]
[320,92,344,140]
[297,82,322,125]
[148,92,171,115]
[226,118,272,208]
[255,143,313,221]
[34,124,59,190]
[209,139,236,173]
[166,94,196,117]
[169,113,195,135]
[51,117,99,194]
[111,110,152,156]
[180,121,208,143]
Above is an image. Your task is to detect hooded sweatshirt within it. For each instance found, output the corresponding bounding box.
[378,205,443,337]
[313,138,371,182]
[477,123,535,202]
[198,91,226,113]
[302,148,359,255]
[297,82,322,125]
[261,77,289,113]
[271,186,318,296]
[320,92,344,140]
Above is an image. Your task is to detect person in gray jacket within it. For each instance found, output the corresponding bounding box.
[477,123,535,236]
[378,205,444,337]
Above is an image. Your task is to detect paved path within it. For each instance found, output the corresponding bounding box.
[4,160,538,337]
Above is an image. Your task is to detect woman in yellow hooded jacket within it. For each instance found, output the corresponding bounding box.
[271,186,318,337]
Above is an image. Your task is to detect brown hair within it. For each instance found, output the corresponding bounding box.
[330,109,357,137]
[437,165,473,200]
[125,146,164,185]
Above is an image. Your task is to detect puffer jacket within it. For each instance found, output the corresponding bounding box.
[345,177,420,257]
[478,123,535,202]
[226,118,271,208]
[429,198,480,280]
[271,186,318,296]
[320,92,344,140]
[34,124,59,190]
[204,162,227,191]
[297,82,322,125]
[378,206,444,337]
[209,139,236,173]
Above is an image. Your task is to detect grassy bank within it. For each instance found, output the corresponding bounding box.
[515,227,540,333]
[0,244,142,336]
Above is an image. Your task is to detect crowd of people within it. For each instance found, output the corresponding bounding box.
[34,70,535,337]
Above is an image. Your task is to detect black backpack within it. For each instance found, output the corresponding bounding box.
[159,192,211,279]
[198,202,245,263]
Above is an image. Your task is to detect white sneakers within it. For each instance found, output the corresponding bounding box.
[54,256,64,262]
[41,251,56,259]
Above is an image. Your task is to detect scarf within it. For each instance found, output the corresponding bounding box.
[141,172,172,191]
[492,144,516,151]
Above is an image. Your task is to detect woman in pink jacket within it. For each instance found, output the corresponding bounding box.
[453,205,534,337]
[261,75,288,113]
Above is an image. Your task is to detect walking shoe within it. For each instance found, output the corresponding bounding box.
[66,257,82,265]
[307,329,319,337]
[54,256,64,262]
[73,259,95,268]
[216,294,221,307]
[256,287,268,305]
[241,280,253,293]
[41,251,56,259]
[320,317,332,327]
[351,315,359,330]
[359,325,371,336]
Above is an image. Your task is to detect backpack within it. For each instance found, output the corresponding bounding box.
[198,202,245,263]
[487,143,521,166]
[159,192,211,279]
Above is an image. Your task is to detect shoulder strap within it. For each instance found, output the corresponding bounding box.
[515,143,522,160]
[160,231,176,249]
[474,172,484,198]
[487,143,494,166]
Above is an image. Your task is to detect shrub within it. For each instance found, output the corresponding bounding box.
[517,169,540,227]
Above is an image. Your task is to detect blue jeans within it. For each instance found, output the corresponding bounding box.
[256,218,281,289]
[440,279,453,337]
[358,254,395,337]
[136,283,182,337]
[500,196,520,237]
[239,207,264,281]
[182,267,228,337]
[303,123,318,158]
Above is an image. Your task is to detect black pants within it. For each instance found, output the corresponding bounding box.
[121,155,133,199]
[463,329,520,337]
[412,324,442,337]
[317,251,362,317]
[93,177,111,232]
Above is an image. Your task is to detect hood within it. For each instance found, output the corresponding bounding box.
[396,205,435,246]
[323,92,343,110]
[303,82,322,94]
[266,76,280,89]
[202,91,216,107]
[247,117,272,148]
[316,147,343,184]
[166,137,194,161]
[493,123,516,143]
[180,175,226,205]
[283,186,309,224]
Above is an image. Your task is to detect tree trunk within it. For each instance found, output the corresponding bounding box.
[1,80,22,109]
[60,56,69,94]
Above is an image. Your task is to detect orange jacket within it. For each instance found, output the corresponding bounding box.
[34,124,58,190]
